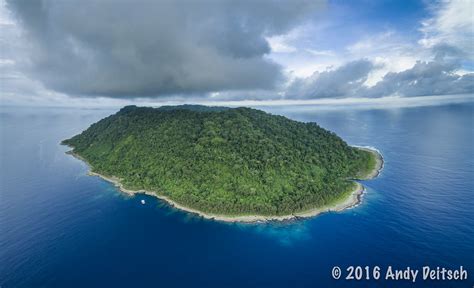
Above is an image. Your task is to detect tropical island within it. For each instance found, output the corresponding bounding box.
[62,105,383,222]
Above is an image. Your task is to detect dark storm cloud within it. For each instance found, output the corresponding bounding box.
[6,0,322,98]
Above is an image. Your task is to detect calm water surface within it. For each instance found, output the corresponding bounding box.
[1,103,473,287]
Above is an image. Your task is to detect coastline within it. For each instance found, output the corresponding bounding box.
[353,146,385,180]
[65,146,383,223]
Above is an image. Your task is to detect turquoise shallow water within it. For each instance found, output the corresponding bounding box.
[1,103,473,287]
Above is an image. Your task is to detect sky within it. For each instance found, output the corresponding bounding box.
[0,0,473,108]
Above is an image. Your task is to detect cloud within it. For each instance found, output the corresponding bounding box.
[285,55,474,99]
[367,58,474,97]
[419,0,474,60]
[285,59,375,98]
[267,35,298,53]
[345,31,427,86]
[5,0,322,98]
[305,49,335,57]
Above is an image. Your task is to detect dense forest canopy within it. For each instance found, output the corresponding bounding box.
[63,105,376,216]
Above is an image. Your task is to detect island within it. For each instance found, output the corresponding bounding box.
[62,105,383,222]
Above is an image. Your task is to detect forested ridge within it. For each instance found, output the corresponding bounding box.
[63,105,376,216]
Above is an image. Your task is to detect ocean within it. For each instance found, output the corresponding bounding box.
[1,102,473,287]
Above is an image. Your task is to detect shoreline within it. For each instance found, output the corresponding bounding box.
[353,146,385,180]
[65,146,383,223]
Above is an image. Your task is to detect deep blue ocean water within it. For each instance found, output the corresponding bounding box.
[1,103,473,287]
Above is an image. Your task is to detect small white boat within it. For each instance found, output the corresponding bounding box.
[141,199,146,205]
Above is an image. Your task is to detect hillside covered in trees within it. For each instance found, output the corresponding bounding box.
[62,105,378,216]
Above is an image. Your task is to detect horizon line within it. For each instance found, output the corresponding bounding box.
[1,94,473,111]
